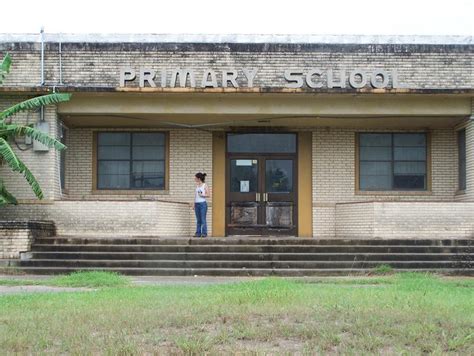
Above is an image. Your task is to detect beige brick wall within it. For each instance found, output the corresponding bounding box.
[312,128,463,237]
[0,108,471,239]
[0,201,194,237]
[64,128,212,203]
[456,99,474,202]
[0,222,55,259]
[0,127,213,237]
[336,202,474,239]
[0,229,30,259]
[466,118,474,200]
[2,42,472,90]
[63,127,213,235]
[336,203,374,238]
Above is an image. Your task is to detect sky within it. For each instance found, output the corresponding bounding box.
[1,0,473,36]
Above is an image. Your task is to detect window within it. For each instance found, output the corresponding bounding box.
[358,133,427,191]
[227,133,296,153]
[97,132,166,190]
[458,129,466,191]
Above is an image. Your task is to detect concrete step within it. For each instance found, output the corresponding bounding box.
[22,251,474,262]
[34,237,473,246]
[16,237,473,276]
[18,259,472,269]
[8,266,474,277]
[29,244,473,254]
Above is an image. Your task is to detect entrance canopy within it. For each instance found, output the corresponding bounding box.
[58,92,471,129]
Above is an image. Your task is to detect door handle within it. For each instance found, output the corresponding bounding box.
[263,193,268,202]
[256,193,260,202]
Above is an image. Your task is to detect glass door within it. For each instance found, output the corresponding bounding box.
[264,158,295,233]
[227,156,296,236]
[228,158,262,235]
[226,133,298,236]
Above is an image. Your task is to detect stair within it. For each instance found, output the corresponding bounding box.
[10,237,474,276]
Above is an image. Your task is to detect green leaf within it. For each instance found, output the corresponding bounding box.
[0,180,18,206]
[0,53,12,84]
[1,53,11,73]
[0,93,71,121]
[0,137,21,171]
[5,124,66,150]
[18,161,43,199]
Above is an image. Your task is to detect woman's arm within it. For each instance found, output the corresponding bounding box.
[203,184,210,198]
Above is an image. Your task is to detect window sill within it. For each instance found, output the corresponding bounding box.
[455,190,466,196]
[355,190,432,196]
[91,190,170,195]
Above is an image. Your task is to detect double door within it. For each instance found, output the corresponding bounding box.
[226,155,297,236]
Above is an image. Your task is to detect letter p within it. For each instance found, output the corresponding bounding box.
[120,68,136,87]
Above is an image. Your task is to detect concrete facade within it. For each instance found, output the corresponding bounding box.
[0,34,472,243]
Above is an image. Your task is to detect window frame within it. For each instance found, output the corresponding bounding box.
[355,132,431,193]
[93,131,169,193]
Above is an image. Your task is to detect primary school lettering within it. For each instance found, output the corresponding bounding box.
[119,67,400,89]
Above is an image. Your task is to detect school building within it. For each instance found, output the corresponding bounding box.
[0,34,473,246]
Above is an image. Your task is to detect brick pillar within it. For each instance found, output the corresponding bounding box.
[465,99,474,201]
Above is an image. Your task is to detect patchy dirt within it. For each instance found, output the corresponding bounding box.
[0,285,95,295]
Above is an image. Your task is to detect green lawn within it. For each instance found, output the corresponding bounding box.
[0,273,472,354]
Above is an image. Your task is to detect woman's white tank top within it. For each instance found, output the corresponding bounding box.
[195,183,207,203]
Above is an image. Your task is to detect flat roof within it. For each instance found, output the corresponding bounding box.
[0,33,472,45]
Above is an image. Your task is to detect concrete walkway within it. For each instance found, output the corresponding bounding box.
[0,285,95,295]
[1,274,469,295]
[0,274,262,295]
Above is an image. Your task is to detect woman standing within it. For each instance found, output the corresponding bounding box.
[193,172,209,238]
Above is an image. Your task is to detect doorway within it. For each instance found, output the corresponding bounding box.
[226,133,298,236]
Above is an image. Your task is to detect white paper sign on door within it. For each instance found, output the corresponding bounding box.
[240,180,250,193]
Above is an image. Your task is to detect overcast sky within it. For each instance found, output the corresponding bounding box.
[1,0,473,36]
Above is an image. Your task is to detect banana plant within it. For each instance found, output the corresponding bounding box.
[0,53,71,205]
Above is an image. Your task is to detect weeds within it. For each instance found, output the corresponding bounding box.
[0,274,472,354]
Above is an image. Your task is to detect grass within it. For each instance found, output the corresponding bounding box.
[48,271,130,288]
[372,263,394,275]
[0,273,472,354]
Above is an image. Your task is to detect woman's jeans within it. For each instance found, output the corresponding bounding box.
[194,202,208,236]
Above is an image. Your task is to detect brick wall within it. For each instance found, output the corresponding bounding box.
[456,99,474,202]
[0,221,55,258]
[0,201,193,237]
[466,117,474,200]
[336,202,474,239]
[0,120,213,237]
[60,129,212,235]
[1,42,472,90]
[61,127,213,235]
[0,120,471,238]
[65,128,212,203]
[336,203,374,238]
[312,128,463,237]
